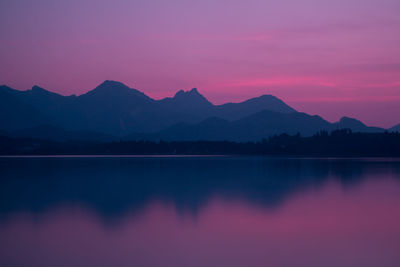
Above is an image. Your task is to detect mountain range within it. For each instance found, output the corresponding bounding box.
[0,80,397,142]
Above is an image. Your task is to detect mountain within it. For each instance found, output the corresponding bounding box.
[389,123,400,132]
[333,117,385,133]
[165,88,213,108]
[0,81,155,135]
[0,80,385,141]
[214,94,296,120]
[0,81,298,135]
[0,84,78,131]
[0,85,51,130]
[74,80,155,134]
[124,111,361,142]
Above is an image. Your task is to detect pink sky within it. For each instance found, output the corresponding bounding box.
[1,0,400,127]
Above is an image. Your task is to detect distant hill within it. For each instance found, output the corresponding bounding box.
[0,80,386,141]
[214,94,296,120]
[125,111,384,142]
[333,117,384,133]
[0,85,52,130]
[389,123,400,132]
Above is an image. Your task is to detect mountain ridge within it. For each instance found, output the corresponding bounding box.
[0,81,387,141]
[124,110,366,142]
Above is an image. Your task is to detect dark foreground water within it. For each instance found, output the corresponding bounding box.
[0,156,400,267]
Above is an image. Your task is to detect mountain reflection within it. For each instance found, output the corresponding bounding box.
[1,157,399,222]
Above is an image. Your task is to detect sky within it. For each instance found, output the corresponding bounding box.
[1,0,400,127]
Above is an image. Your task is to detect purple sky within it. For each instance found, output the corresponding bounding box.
[1,0,400,127]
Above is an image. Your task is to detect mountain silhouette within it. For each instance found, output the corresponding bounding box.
[169,88,213,107]
[0,81,386,141]
[214,94,296,120]
[390,123,400,132]
[333,117,384,133]
[125,110,335,141]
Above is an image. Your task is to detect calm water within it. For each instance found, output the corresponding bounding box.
[0,156,400,267]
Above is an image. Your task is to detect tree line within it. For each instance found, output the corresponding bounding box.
[1,129,400,157]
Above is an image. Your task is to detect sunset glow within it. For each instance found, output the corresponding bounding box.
[1,0,399,127]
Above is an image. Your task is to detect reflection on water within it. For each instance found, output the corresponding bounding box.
[0,157,400,267]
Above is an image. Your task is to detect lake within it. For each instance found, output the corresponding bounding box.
[0,156,400,267]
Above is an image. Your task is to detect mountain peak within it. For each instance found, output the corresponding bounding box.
[174,89,185,97]
[29,85,65,97]
[172,88,212,106]
[99,80,126,87]
[226,94,297,114]
[174,88,200,97]
[82,80,151,101]
[334,116,384,133]
[95,80,131,92]
[338,116,366,127]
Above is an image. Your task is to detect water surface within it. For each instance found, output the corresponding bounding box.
[0,157,399,267]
